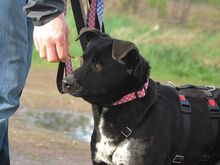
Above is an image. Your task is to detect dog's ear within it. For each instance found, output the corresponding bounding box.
[112,39,138,61]
[112,39,150,78]
[112,39,139,66]
[76,27,108,42]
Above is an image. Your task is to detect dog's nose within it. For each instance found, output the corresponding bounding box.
[62,79,71,89]
[62,74,75,92]
[62,74,82,95]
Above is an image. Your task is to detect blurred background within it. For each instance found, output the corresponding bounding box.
[33,0,220,85]
[10,1,220,164]
[105,0,220,85]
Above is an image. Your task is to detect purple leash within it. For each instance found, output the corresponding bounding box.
[57,0,104,93]
[64,0,104,74]
[64,0,73,76]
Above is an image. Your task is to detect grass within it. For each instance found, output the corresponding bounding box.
[32,9,220,86]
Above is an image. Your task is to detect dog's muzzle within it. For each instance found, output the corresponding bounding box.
[62,74,83,96]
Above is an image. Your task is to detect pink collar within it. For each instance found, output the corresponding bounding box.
[112,80,149,106]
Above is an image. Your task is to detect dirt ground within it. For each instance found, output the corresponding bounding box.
[9,68,93,165]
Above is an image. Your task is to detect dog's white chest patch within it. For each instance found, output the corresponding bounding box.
[95,116,131,165]
[95,115,146,165]
[95,134,131,165]
[112,141,131,165]
[95,133,117,164]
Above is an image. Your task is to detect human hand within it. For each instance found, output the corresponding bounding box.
[33,13,70,62]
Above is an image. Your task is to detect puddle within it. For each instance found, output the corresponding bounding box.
[23,109,94,143]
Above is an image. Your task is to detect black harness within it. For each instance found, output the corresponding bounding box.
[172,85,220,164]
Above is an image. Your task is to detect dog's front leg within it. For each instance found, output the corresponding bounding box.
[91,131,108,165]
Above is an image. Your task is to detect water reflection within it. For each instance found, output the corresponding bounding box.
[25,110,93,143]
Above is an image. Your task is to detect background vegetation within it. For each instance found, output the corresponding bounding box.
[32,0,220,86]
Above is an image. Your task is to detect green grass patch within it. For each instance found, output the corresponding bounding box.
[32,10,220,86]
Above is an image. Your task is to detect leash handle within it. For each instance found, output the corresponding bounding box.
[56,0,69,94]
[56,62,65,94]
[56,0,72,94]
[56,0,104,94]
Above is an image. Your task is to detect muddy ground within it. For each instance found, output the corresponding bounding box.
[9,68,92,165]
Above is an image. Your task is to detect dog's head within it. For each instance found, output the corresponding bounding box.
[62,28,150,106]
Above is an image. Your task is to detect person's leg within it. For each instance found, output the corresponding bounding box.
[0,0,33,164]
[0,120,9,164]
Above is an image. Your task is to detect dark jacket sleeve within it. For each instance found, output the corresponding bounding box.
[24,0,64,26]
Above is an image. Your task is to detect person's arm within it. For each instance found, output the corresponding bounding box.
[33,13,70,62]
[24,0,64,26]
[24,0,69,62]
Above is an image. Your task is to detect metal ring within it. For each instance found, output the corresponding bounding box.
[166,81,176,88]
[205,85,216,92]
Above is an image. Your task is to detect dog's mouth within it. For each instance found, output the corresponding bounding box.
[82,95,101,104]
[61,75,115,105]
[62,82,104,104]
[68,87,84,97]
[62,84,82,97]
[62,76,97,102]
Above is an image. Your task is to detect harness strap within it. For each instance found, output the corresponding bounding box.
[172,85,220,163]
[199,90,220,162]
[173,95,192,164]
[176,84,216,91]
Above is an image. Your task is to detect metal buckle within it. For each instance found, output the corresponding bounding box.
[121,127,132,138]
[179,96,192,114]
[173,155,184,164]
[181,103,192,114]
[207,97,220,118]
[205,85,216,92]
[208,106,220,118]
[166,81,176,88]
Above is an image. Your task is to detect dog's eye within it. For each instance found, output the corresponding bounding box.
[94,62,103,71]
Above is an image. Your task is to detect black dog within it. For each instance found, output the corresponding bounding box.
[62,28,220,165]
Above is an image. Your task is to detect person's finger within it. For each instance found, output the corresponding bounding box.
[46,44,59,62]
[56,34,67,62]
[39,46,47,59]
